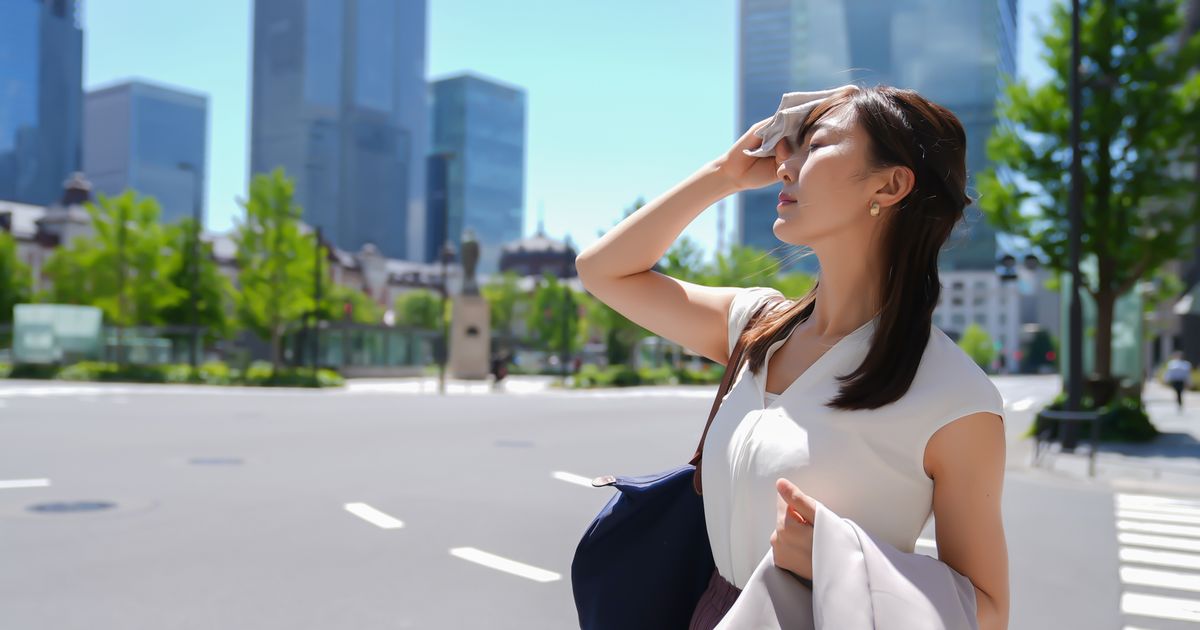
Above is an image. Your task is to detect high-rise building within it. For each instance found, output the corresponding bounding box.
[84,80,208,225]
[428,73,526,275]
[0,0,83,206]
[249,0,428,260]
[737,0,1017,273]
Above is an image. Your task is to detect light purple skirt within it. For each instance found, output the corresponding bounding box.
[688,568,742,630]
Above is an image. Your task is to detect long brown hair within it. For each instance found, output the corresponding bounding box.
[740,85,971,411]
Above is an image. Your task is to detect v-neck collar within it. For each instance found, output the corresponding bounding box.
[754,315,878,410]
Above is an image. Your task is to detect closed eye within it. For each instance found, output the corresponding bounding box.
[807,142,822,152]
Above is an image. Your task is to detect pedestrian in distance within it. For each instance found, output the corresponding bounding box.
[1164,350,1193,413]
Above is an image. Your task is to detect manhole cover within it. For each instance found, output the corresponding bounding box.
[189,457,244,465]
[28,501,116,514]
[494,439,535,448]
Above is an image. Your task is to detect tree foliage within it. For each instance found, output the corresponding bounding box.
[234,168,317,372]
[158,217,235,342]
[42,190,183,326]
[0,231,31,323]
[978,0,1200,379]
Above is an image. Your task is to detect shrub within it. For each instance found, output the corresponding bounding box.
[673,366,725,385]
[4,360,343,388]
[9,363,61,379]
[1028,392,1159,443]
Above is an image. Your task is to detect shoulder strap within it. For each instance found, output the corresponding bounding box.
[689,295,784,496]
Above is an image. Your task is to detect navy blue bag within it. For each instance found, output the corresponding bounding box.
[571,297,782,630]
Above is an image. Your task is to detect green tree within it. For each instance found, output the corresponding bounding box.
[234,168,317,374]
[159,217,234,344]
[978,0,1200,383]
[0,231,31,323]
[394,288,444,330]
[481,270,525,348]
[700,244,783,287]
[525,271,584,356]
[959,323,996,372]
[770,272,817,301]
[42,190,183,336]
[317,283,383,324]
[659,235,709,283]
[586,197,656,366]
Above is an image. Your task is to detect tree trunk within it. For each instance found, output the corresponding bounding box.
[1094,289,1116,381]
[1089,289,1124,407]
[270,325,281,377]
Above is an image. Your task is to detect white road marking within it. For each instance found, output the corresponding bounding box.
[552,471,595,487]
[1009,397,1036,412]
[1117,499,1200,519]
[449,547,561,583]
[1120,547,1200,571]
[343,502,404,529]
[1120,592,1200,623]
[1114,492,1200,625]
[1119,532,1200,553]
[0,478,50,489]
[1118,493,1200,509]
[1120,566,1200,594]
[1118,520,1200,538]
[1117,510,1200,525]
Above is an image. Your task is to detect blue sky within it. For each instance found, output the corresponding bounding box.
[83,0,1056,263]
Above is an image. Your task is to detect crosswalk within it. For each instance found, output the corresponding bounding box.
[1116,492,1200,627]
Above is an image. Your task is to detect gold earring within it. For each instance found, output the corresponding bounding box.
[869,201,880,216]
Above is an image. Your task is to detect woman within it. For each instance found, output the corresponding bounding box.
[575,85,1008,629]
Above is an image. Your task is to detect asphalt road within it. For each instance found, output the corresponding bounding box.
[0,375,1194,629]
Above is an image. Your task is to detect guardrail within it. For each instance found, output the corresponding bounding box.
[1034,409,1103,477]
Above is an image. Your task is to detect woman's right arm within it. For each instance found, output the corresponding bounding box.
[575,119,782,365]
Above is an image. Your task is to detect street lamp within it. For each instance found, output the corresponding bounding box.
[1048,0,1101,470]
[429,150,458,395]
[438,240,457,395]
[312,225,324,379]
[561,239,572,385]
[177,161,203,373]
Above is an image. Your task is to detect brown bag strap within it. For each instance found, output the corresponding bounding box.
[689,295,784,495]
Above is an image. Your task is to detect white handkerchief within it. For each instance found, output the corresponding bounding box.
[743,86,857,159]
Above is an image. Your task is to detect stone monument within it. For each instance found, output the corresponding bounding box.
[448,228,491,379]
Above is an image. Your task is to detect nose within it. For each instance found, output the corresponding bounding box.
[775,139,795,183]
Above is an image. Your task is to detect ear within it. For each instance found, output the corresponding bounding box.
[871,165,915,209]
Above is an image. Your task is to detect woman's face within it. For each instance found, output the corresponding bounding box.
[772,106,878,246]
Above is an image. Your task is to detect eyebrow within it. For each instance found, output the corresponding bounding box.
[797,122,837,141]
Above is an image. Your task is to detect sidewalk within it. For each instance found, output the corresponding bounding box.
[1025,379,1200,491]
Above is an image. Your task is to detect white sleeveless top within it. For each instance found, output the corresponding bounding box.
[703,286,1006,589]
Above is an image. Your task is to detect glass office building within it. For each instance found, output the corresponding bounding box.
[0,0,83,206]
[428,73,526,275]
[250,0,429,260]
[737,0,1017,273]
[84,80,209,225]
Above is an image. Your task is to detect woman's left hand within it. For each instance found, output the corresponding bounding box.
[770,478,819,581]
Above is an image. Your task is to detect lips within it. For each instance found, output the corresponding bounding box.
[778,193,796,204]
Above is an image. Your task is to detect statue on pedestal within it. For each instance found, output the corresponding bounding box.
[460,228,480,296]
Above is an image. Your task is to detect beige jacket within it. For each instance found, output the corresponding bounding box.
[715,498,979,630]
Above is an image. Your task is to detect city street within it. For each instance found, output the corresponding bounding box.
[4,374,1197,628]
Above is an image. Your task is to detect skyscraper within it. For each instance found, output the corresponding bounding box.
[0,0,83,206]
[737,0,1017,273]
[428,73,526,275]
[249,0,429,260]
[84,80,208,225]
